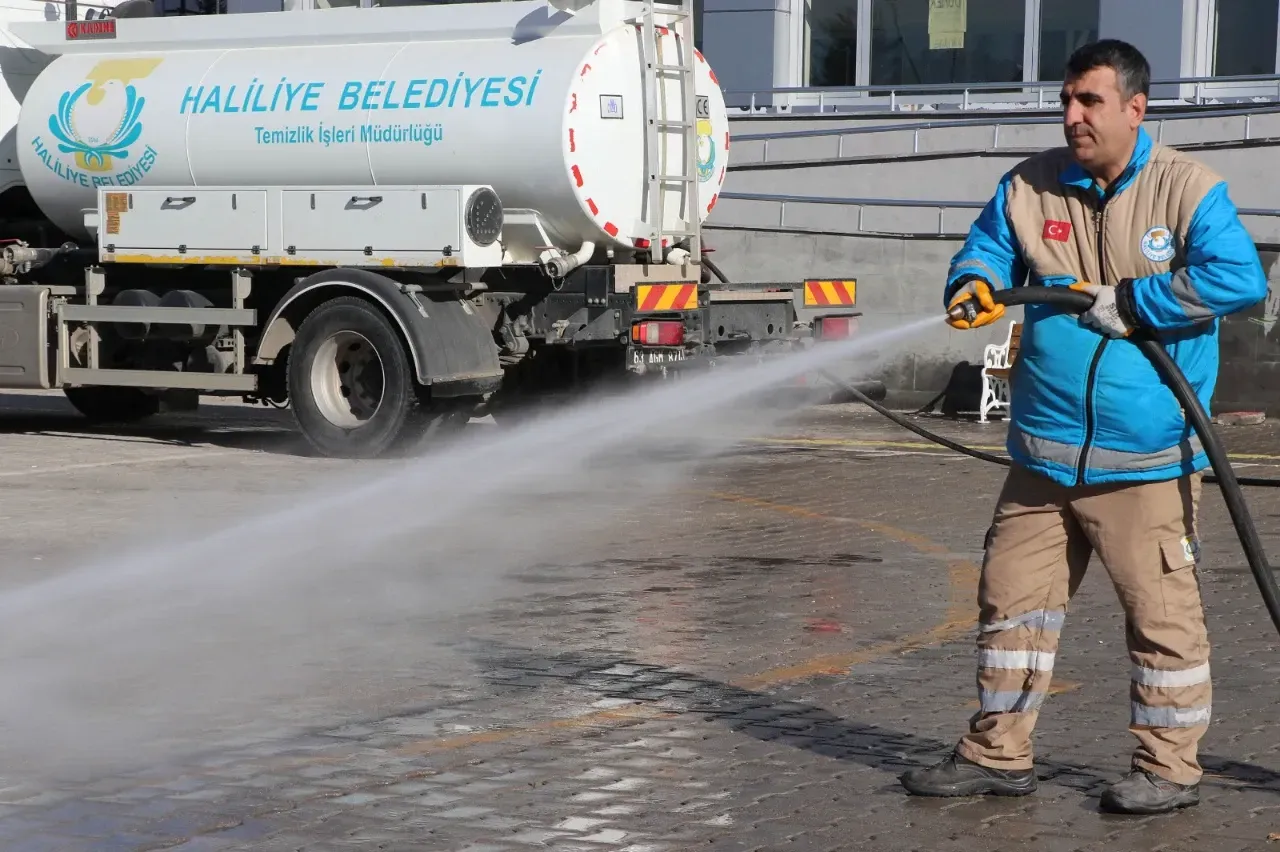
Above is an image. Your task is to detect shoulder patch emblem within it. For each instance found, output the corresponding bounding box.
[1140,226,1176,262]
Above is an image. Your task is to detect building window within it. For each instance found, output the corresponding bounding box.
[870,0,1024,86]
[1037,0,1098,81]
[808,0,858,86]
[155,0,226,13]
[1214,0,1278,76]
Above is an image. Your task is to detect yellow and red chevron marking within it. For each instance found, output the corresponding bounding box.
[635,283,699,312]
[804,279,857,307]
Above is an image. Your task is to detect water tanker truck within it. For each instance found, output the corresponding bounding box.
[0,0,862,457]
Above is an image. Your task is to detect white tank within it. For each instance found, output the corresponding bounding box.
[12,0,729,255]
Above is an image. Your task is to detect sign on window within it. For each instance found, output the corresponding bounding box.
[928,0,966,50]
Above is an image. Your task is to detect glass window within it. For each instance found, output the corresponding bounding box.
[154,0,225,13]
[226,0,283,10]
[808,0,859,86]
[1037,0,1098,81]
[1214,0,1278,76]
[870,0,1025,86]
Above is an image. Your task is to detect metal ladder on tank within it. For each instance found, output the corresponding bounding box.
[636,0,701,272]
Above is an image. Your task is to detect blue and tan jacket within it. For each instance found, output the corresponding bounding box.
[945,126,1268,486]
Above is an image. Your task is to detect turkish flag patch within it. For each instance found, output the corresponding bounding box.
[1043,220,1071,241]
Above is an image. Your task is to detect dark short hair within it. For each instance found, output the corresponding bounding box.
[1065,39,1151,100]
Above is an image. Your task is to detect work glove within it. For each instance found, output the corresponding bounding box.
[946,277,1005,330]
[1070,282,1132,338]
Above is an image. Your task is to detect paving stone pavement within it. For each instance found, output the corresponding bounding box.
[0,395,1275,850]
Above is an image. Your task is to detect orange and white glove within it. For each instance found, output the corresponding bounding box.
[947,278,1005,330]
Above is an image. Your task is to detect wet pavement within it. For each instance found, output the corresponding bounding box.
[0,390,1277,851]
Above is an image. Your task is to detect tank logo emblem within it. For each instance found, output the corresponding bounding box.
[33,58,163,187]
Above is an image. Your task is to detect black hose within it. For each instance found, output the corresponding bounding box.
[702,255,729,287]
[819,368,1012,466]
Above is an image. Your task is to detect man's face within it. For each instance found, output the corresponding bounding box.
[1061,65,1145,176]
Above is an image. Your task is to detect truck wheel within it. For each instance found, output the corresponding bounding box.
[63,386,160,423]
[287,295,428,459]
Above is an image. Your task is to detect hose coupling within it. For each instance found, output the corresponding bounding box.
[947,300,979,325]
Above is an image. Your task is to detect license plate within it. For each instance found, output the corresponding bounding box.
[629,346,687,368]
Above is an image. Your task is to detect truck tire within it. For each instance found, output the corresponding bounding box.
[64,387,161,423]
[287,295,431,459]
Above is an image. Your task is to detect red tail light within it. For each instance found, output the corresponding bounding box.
[632,320,685,346]
[817,316,855,339]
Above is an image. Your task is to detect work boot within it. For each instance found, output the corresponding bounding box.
[899,750,1037,797]
[1099,768,1200,814]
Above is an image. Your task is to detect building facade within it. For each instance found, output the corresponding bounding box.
[46,0,1280,105]
[701,0,1280,106]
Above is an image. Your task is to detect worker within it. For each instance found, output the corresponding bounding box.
[898,39,1268,814]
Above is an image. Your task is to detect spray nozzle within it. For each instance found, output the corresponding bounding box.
[946,300,979,324]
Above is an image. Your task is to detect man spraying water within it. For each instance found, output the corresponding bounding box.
[899,40,1268,814]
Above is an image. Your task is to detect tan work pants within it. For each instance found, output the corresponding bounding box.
[956,463,1210,786]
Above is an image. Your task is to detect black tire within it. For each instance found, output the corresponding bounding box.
[287,295,429,459]
[64,386,161,423]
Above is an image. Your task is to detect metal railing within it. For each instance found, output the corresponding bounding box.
[724,73,1280,115]
[728,103,1280,165]
[712,191,1280,238]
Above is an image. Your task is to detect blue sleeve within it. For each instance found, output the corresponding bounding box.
[942,171,1028,308]
[1126,182,1268,330]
